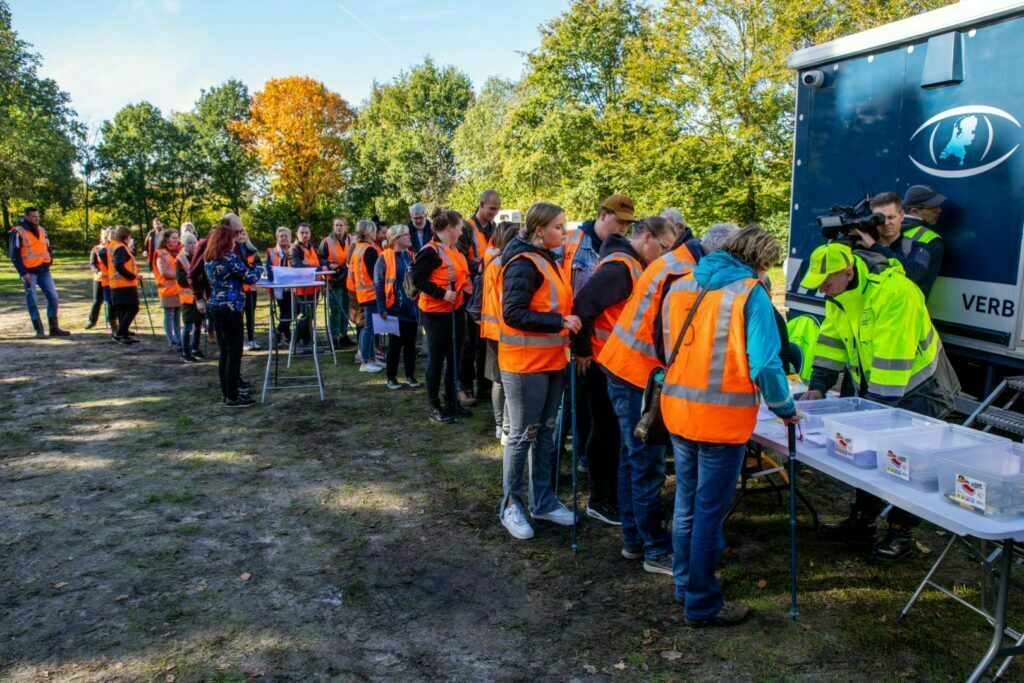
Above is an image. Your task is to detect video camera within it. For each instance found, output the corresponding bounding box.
[816,194,884,243]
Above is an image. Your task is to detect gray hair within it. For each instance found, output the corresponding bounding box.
[660,208,685,228]
[181,232,198,249]
[702,222,740,253]
[409,203,427,217]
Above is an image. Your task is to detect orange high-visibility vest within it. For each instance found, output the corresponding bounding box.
[91,245,109,285]
[12,225,51,270]
[418,242,471,314]
[381,247,398,310]
[347,242,378,304]
[241,249,258,293]
[322,234,348,269]
[480,253,503,342]
[265,245,288,267]
[659,273,761,445]
[560,229,585,282]
[106,240,139,289]
[291,242,320,296]
[465,216,490,265]
[176,252,195,305]
[596,242,697,390]
[589,252,643,359]
[498,252,571,374]
[155,248,181,298]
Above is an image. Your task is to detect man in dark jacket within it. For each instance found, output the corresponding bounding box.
[8,207,70,337]
[408,203,433,252]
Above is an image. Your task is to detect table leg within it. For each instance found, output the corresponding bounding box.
[261,293,275,404]
[788,423,798,620]
[967,538,1014,683]
[900,534,957,619]
[322,280,338,366]
[310,291,325,400]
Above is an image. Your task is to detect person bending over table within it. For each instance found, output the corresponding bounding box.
[799,242,960,562]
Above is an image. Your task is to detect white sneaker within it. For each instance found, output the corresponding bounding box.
[244,341,255,351]
[501,505,534,540]
[500,432,509,446]
[495,426,503,440]
[533,504,575,526]
[359,363,382,373]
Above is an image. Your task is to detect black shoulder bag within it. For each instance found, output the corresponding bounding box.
[635,287,708,445]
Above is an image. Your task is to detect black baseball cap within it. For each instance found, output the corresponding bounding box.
[904,185,946,208]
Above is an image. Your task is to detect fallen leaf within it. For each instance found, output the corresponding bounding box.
[51,581,68,589]
[240,572,252,581]
[166,663,176,671]
[879,614,888,624]
[757,579,768,589]
[613,661,627,670]
[897,668,914,678]
[114,594,129,602]
[915,541,933,555]
[583,664,597,674]
[682,656,702,665]
[294,508,309,516]
[661,650,682,661]
[166,675,175,683]
[214,664,229,671]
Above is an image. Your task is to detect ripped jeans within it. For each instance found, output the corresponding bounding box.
[500,369,565,516]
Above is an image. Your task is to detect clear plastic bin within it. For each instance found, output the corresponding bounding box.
[821,409,944,469]
[937,443,1024,519]
[875,425,1008,492]
[794,397,888,433]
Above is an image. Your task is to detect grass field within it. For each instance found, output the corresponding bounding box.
[0,255,1019,682]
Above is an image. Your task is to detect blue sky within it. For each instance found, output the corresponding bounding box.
[9,0,571,130]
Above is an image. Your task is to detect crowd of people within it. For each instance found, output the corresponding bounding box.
[6,182,958,627]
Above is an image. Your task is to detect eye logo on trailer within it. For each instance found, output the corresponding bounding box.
[908,106,1021,179]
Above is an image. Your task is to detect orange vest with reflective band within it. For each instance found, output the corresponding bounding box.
[106,240,139,289]
[418,242,471,314]
[91,245,109,285]
[561,229,585,282]
[264,246,288,293]
[659,273,761,445]
[381,247,398,310]
[590,252,643,359]
[241,249,258,293]
[291,242,320,296]
[322,235,348,268]
[596,242,697,389]
[480,253,503,342]
[348,242,378,304]
[155,248,181,298]
[498,252,571,374]
[12,225,51,270]
[176,252,195,305]
[466,216,490,265]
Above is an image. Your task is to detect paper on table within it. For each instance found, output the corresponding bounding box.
[371,313,401,337]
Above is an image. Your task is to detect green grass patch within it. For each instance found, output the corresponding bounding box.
[146,490,196,504]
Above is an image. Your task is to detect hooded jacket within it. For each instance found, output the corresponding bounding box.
[501,236,565,334]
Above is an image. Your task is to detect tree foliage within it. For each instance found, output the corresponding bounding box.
[231,76,354,220]
[188,79,259,215]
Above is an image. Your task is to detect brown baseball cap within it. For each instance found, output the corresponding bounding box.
[600,194,636,223]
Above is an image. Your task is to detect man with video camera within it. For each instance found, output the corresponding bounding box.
[852,190,945,298]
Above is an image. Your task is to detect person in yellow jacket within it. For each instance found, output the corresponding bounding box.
[800,242,959,561]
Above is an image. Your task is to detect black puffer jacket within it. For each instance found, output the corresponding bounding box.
[501,237,564,334]
[572,234,641,357]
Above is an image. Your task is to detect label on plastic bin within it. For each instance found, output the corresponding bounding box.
[953,473,987,512]
[885,450,910,481]
[833,432,853,460]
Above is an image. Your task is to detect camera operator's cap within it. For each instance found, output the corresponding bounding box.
[904,185,946,208]
[800,243,854,289]
[600,194,637,223]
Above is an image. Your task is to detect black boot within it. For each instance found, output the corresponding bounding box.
[820,505,877,542]
[31,318,46,338]
[869,525,914,562]
[84,319,97,330]
[48,316,71,337]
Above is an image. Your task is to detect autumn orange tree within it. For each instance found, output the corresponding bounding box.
[230,76,354,219]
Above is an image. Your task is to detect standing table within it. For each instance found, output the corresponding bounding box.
[751,418,1024,682]
[259,280,325,402]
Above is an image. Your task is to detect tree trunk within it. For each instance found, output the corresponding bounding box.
[1,199,9,231]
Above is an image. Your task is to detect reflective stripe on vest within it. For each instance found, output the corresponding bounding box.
[382,247,397,310]
[176,252,195,304]
[292,243,320,296]
[265,246,288,268]
[92,245,109,284]
[595,243,697,389]
[660,275,760,444]
[242,249,258,292]
[418,242,471,314]
[324,235,347,266]
[480,254,503,341]
[590,252,643,358]
[349,243,377,304]
[561,229,584,281]
[106,240,139,289]
[155,249,181,298]
[13,225,51,269]
[498,252,571,373]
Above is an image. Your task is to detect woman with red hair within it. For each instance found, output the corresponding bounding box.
[204,223,264,408]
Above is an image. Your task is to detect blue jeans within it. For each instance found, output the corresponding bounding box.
[163,307,181,345]
[21,269,59,321]
[670,434,746,620]
[607,376,671,560]
[360,302,377,361]
[501,369,564,516]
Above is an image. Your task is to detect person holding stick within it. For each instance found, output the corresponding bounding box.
[106,226,142,345]
[481,221,519,444]
[374,224,420,389]
[85,227,110,330]
[411,208,471,422]
[496,202,580,540]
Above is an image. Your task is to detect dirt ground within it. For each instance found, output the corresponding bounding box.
[0,258,1021,682]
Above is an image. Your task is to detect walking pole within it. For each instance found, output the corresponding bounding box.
[451,294,459,425]
[139,281,157,340]
[570,348,579,552]
[788,421,799,620]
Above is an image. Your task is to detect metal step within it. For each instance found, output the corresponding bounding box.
[1007,376,1024,393]
[976,406,1024,437]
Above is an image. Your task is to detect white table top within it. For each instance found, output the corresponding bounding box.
[752,419,1024,542]
[257,280,324,290]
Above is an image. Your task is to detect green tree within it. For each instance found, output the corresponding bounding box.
[189,79,259,215]
[0,0,80,228]
[352,57,474,221]
[450,77,517,211]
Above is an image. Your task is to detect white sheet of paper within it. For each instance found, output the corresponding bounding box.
[371,313,401,336]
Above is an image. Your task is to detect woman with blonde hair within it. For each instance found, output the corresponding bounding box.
[155,228,184,349]
[348,219,383,371]
[658,224,801,627]
[374,224,419,389]
[175,232,204,362]
[497,202,581,540]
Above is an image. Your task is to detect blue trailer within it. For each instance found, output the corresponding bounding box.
[785,0,1024,401]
